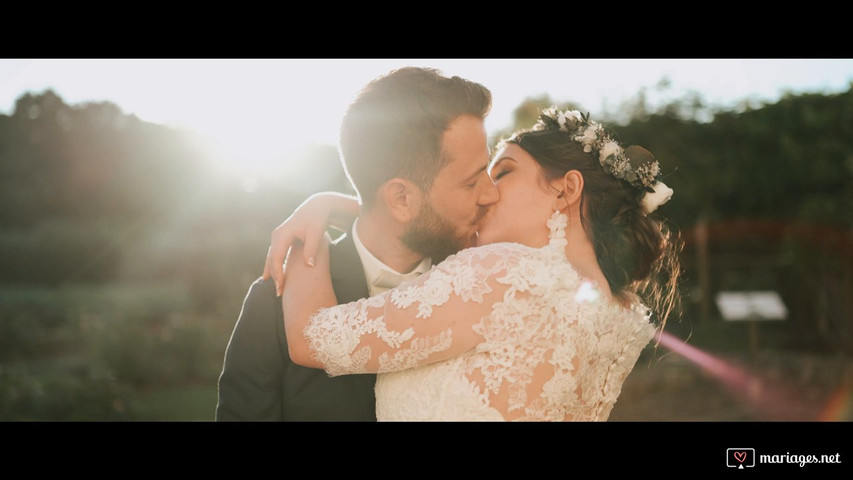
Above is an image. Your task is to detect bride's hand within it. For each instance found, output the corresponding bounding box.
[262,192,360,296]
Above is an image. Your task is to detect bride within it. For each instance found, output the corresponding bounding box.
[270,108,681,421]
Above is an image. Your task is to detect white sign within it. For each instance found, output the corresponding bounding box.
[715,291,787,321]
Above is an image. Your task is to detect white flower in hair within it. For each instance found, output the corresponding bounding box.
[556,111,569,129]
[575,125,598,153]
[599,142,622,166]
[640,181,674,215]
[556,110,583,129]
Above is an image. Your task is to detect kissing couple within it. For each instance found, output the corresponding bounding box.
[216,66,680,421]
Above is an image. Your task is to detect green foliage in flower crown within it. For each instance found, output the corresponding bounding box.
[535,107,661,193]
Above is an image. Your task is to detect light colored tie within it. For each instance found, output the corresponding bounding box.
[373,269,417,290]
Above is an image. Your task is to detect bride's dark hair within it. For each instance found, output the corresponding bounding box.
[504,127,682,328]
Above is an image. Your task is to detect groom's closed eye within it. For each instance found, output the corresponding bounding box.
[462,164,489,187]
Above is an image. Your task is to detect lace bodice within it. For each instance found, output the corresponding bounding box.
[303,239,656,421]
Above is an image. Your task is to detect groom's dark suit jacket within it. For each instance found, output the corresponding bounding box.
[215,231,376,421]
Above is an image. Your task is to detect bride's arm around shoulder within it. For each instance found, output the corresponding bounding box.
[282,241,531,376]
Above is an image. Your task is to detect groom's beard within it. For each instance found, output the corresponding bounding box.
[401,201,475,264]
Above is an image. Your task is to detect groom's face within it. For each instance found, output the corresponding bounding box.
[401,115,499,262]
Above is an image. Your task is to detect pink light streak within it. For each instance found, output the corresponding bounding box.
[818,385,853,422]
[655,330,756,394]
[653,330,828,421]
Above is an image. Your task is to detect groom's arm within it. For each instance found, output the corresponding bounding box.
[216,277,285,421]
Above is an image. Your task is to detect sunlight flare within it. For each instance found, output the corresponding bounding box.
[654,330,820,420]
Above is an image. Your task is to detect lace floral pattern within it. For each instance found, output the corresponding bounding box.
[304,239,656,421]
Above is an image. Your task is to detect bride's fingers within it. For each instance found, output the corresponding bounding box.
[271,239,293,297]
[302,225,323,267]
[265,228,295,293]
[275,247,289,297]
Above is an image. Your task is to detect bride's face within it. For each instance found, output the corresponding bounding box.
[477,143,556,247]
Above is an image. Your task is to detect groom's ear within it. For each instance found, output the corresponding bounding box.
[379,178,423,223]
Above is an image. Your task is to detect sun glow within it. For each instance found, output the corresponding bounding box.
[0,59,367,190]
[5,59,853,193]
[159,71,347,189]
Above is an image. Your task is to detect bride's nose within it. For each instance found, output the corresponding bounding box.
[477,177,500,206]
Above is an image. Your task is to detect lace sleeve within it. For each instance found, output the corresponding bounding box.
[302,243,529,377]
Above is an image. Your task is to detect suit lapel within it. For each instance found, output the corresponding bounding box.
[329,231,370,304]
[327,230,377,421]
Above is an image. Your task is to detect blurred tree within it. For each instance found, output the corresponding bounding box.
[489,94,583,147]
[0,89,356,419]
[0,91,210,227]
[0,90,214,283]
[616,87,853,353]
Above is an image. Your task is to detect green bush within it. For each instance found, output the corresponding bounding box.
[0,364,130,421]
[0,220,123,284]
[86,310,227,388]
[0,295,74,360]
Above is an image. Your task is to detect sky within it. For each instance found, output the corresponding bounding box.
[2,59,852,178]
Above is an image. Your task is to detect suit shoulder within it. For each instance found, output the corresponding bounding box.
[240,277,281,319]
[245,276,276,298]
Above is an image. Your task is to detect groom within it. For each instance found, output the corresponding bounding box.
[215,67,499,421]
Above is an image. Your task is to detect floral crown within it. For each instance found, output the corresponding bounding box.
[534,107,673,215]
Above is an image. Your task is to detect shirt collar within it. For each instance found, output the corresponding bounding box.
[351,218,432,296]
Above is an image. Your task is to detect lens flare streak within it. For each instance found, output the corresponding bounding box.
[655,330,754,393]
[653,330,837,421]
[818,385,853,422]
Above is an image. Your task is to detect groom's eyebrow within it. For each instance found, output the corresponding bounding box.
[463,164,489,183]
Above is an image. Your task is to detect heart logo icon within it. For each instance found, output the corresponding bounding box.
[734,451,747,463]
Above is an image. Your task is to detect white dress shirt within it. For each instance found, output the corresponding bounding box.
[351,218,432,296]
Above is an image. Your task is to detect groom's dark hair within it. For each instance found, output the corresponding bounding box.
[339,67,492,208]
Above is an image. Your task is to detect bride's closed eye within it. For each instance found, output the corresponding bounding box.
[491,168,510,181]
[488,156,516,183]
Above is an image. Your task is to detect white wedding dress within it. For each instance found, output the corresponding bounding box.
[303,216,656,421]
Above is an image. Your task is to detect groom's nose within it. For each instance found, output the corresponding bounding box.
[477,177,499,206]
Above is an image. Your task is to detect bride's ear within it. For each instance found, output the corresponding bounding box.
[554,170,583,210]
[379,178,423,223]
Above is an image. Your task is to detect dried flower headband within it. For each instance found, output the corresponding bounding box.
[534,107,673,215]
